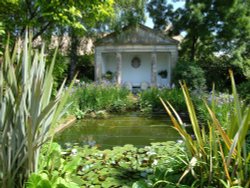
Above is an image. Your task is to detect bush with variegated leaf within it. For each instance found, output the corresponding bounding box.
[0,31,74,188]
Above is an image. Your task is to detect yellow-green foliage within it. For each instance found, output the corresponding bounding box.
[139,88,188,113]
[72,83,135,113]
[160,71,250,187]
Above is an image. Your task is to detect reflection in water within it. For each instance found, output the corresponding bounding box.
[55,113,181,149]
[82,135,97,147]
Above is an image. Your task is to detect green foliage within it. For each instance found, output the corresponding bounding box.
[76,54,95,81]
[0,32,74,188]
[147,0,174,30]
[160,71,250,187]
[0,0,85,39]
[26,143,82,188]
[196,92,234,127]
[28,141,183,188]
[67,1,115,80]
[173,60,206,91]
[111,0,146,30]
[103,70,114,81]
[237,80,250,103]
[139,88,188,113]
[46,51,69,95]
[148,0,250,90]
[199,56,244,91]
[68,84,136,116]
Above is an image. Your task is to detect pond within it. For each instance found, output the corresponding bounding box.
[55,113,181,149]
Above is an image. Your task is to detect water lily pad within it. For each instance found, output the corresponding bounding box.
[132,180,149,188]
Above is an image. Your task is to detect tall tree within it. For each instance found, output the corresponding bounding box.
[67,0,115,80]
[68,0,147,80]
[147,0,250,87]
[111,0,147,30]
[0,0,116,81]
[147,0,174,31]
[0,0,84,41]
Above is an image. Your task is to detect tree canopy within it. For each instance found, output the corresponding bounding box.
[0,0,116,40]
[0,0,146,64]
[147,0,250,88]
[112,0,146,30]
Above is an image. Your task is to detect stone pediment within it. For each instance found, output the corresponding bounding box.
[96,24,178,46]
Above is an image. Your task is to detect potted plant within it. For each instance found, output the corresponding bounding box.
[103,70,114,81]
[158,70,168,78]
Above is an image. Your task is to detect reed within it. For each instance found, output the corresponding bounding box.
[139,88,187,113]
[160,71,250,187]
[74,83,134,113]
[0,32,74,187]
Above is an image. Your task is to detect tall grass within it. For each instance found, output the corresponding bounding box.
[0,32,74,187]
[139,88,188,113]
[71,83,135,113]
[160,71,250,187]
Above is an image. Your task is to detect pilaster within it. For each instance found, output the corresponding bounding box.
[95,50,103,81]
[169,51,178,86]
[116,52,122,85]
[151,53,157,87]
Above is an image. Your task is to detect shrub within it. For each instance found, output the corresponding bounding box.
[46,51,69,95]
[0,32,73,187]
[196,92,234,127]
[173,60,206,91]
[139,88,192,113]
[28,142,183,188]
[160,71,250,187]
[77,54,95,81]
[199,57,242,91]
[139,87,161,113]
[26,143,82,188]
[70,83,136,115]
[237,80,250,103]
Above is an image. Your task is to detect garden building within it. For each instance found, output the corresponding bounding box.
[94,24,178,89]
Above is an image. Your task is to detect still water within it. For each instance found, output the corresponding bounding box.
[55,113,180,149]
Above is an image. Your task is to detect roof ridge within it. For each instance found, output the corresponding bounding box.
[95,24,179,46]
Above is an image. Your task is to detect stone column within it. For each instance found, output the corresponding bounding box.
[95,49,103,81]
[151,52,157,87]
[116,52,122,85]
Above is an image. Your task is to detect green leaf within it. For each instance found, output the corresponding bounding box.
[0,31,74,187]
[132,180,149,188]
[37,179,52,188]
[26,174,43,188]
[70,176,85,186]
[63,156,81,174]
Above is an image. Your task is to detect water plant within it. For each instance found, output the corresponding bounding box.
[0,32,74,187]
[27,141,182,188]
[139,88,187,113]
[26,143,82,188]
[160,70,250,187]
[72,83,136,115]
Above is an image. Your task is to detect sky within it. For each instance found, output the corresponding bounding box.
[145,1,185,28]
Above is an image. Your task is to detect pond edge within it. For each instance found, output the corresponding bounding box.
[54,116,77,135]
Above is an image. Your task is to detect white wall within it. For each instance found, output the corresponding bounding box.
[103,53,116,73]
[122,52,151,86]
[156,53,171,87]
[102,52,170,86]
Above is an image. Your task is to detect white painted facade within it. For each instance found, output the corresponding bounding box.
[95,24,178,88]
